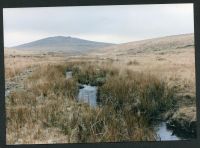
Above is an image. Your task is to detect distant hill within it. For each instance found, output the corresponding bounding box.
[10,34,194,56]
[94,33,194,56]
[11,36,114,54]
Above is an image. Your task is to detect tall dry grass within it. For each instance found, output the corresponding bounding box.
[6,61,179,144]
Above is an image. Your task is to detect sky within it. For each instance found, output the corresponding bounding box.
[3,4,194,47]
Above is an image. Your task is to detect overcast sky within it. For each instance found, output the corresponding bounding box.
[3,4,194,47]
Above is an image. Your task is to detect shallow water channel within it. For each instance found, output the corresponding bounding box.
[77,84,97,107]
[154,122,180,141]
[66,71,72,79]
[76,84,183,141]
[66,70,185,141]
[66,71,98,107]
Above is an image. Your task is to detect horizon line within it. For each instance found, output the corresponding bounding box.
[5,32,194,48]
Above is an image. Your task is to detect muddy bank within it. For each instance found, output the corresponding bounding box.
[166,106,196,138]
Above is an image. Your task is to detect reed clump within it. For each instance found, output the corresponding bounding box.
[6,62,177,144]
[99,69,176,123]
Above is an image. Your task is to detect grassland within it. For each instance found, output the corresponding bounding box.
[5,34,196,144]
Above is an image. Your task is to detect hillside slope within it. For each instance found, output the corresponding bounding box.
[11,36,114,54]
[94,33,194,56]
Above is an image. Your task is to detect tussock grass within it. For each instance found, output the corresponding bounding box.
[6,61,177,144]
[72,64,117,86]
[100,69,176,123]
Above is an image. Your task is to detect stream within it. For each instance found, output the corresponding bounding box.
[76,83,183,141]
[66,70,186,141]
[66,71,98,107]
[154,122,180,141]
[77,84,97,107]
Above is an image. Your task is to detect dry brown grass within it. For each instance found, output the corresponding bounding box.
[4,48,68,79]
[6,64,79,144]
[92,46,195,102]
[5,34,196,144]
[6,62,163,144]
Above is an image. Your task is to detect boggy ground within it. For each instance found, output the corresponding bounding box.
[5,38,196,143]
[91,44,196,137]
[5,57,196,144]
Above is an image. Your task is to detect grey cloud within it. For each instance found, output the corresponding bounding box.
[3,4,194,46]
